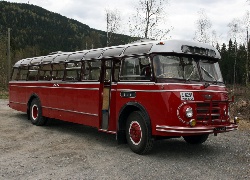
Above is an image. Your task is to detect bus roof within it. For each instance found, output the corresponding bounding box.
[13,40,220,68]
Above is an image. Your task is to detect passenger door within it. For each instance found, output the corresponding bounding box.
[101,60,112,130]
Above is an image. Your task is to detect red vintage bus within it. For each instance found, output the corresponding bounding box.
[9,40,238,154]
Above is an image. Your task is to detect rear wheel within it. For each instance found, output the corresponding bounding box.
[126,111,154,154]
[30,98,47,126]
[183,134,209,144]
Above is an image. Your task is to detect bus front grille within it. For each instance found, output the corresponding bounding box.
[196,102,221,123]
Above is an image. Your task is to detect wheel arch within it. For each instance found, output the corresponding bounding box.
[116,102,151,144]
[27,93,40,120]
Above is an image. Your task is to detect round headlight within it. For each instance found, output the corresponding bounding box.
[185,107,193,118]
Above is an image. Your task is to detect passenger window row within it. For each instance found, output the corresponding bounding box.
[12,61,101,82]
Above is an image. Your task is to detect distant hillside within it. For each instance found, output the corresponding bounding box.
[0,1,134,61]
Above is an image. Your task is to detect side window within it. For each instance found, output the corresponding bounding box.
[65,62,81,81]
[27,66,39,81]
[52,63,65,80]
[39,64,51,81]
[104,60,111,82]
[120,56,151,80]
[82,60,101,81]
[19,66,28,81]
[82,61,90,80]
[113,60,121,82]
[11,68,20,81]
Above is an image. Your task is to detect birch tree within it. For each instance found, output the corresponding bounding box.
[243,11,250,85]
[105,9,121,46]
[194,9,212,43]
[129,0,171,40]
[228,19,242,91]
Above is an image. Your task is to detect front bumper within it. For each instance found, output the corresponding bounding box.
[156,123,238,135]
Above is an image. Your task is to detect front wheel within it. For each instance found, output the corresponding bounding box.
[183,134,209,144]
[126,111,154,154]
[30,98,47,126]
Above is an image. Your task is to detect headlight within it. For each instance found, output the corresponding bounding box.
[185,107,193,118]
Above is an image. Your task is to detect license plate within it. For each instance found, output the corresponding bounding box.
[214,127,226,131]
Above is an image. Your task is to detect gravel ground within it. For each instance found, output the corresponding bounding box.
[0,99,249,180]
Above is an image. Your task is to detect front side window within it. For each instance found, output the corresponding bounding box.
[153,55,199,81]
[199,60,223,82]
[120,56,151,80]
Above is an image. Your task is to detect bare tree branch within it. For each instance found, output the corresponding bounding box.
[129,0,171,40]
[194,9,212,43]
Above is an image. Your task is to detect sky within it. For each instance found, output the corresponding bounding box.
[4,0,250,45]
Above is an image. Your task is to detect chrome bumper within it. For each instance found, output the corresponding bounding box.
[156,124,238,134]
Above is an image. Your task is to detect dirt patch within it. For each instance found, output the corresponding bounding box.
[238,120,250,130]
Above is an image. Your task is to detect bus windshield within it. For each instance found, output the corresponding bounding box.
[153,55,223,82]
[153,55,199,81]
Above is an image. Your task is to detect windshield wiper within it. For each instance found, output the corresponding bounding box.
[201,67,217,82]
[186,70,194,81]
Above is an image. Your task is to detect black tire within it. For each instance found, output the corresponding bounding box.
[183,134,209,144]
[126,111,154,154]
[29,98,47,126]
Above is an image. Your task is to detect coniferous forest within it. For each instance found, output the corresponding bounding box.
[0,1,250,90]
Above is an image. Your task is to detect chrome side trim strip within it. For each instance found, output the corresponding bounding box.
[10,81,100,85]
[155,83,226,88]
[10,101,98,116]
[43,106,98,117]
[10,85,99,91]
[116,89,227,93]
[9,101,26,105]
[117,82,225,88]
[118,82,155,85]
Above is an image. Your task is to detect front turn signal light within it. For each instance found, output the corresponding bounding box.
[234,117,240,124]
[189,119,196,127]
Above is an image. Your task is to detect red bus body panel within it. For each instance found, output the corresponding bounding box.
[9,80,237,137]
[9,81,101,128]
